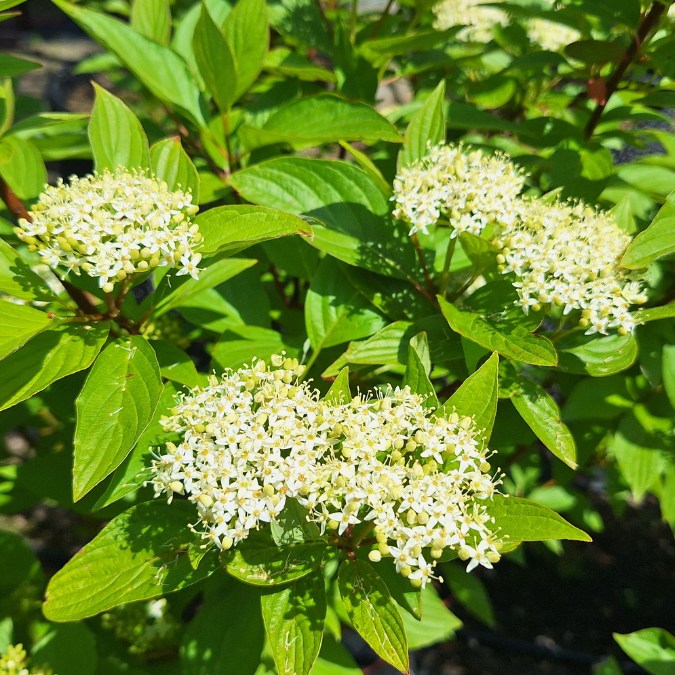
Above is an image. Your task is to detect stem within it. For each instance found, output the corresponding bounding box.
[351,521,376,547]
[438,235,457,298]
[584,1,667,140]
[410,233,436,299]
[368,0,395,39]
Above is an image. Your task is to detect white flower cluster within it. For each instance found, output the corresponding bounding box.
[496,200,647,335]
[392,143,526,236]
[393,143,647,334]
[16,168,202,294]
[432,0,507,42]
[151,356,502,587]
[527,17,579,52]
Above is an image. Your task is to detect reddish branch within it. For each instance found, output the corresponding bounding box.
[584,2,667,140]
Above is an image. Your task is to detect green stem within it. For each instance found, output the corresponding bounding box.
[438,235,457,298]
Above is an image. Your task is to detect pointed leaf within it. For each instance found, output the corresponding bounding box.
[338,559,409,673]
[0,323,109,412]
[437,352,498,444]
[0,136,46,200]
[261,572,326,675]
[438,297,557,367]
[324,367,352,405]
[130,0,171,44]
[399,80,445,169]
[150,137,200,201]
[403,332,438,407]
[43,501,216,621]
[511,378,577,469]
[0,238,55,301]
[484,495,591,543]
[88,83,149,172]
[196,204,312,257]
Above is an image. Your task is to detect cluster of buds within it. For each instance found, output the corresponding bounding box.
[16,168,202,294]
[151,356,502,587]
[0,645,52,675]
[393,143,647,334]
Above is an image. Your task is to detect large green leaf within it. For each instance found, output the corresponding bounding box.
[0,300,53,360]
[223,535,334,587]
[43,501,217,621]
[438,297,557,367]
[511,378,577,469]
[73,336,162,500]
[635,300,675,324]
[54,0,206,126]
[238,94,401,151]
[229,157,417,281]
[399,80,445,169]
[305,258,387,351]
[437,352,498,444]
[0,136,46,200]
[195,204,312,257]
[338,560,409,673]
[150,137,200,201]
[0,238,55,301]
[193,5,237,112]
[222,0,268,99]
[484,495,591,543]
[181,581,265,675]
[31,624,97,675]
[130,0,171,44]
[323,367,352,405]
[261,572,326,675]
[0,53,40,77]
[88,83,149,172]
[622,217,675,269]
[400,586,462,650]
[557,332,637,376]
[0,323,109,412]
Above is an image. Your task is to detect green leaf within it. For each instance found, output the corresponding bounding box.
[563,375,633,421]
[557,332,637,377]
[0,529,37,593]
[150,137,200,201]
[399,80,445,169]
[0,136,46,200]
[155,257,257,315]
[438,297,557,367]
[261,572,326,675]
[224,536,334,587]
[305,258,387,351]
[238,94,401,151]
[222,0,268,100]
[635,301,675,324]
[0,53,40,77]
[88,83,150,172]
[130,0,171,44]
[229,157,417,281]
[0,300,53,360]
[622,217,675,269]
[374,560,421,621]
[324,367,352,405]
[663,345,675,410]
[609,411,666,501]
[614,628,675,675]
[193,5,238,112]
[73,336,162,500]
[0,238,54,301]
[565,39,624,64]
[484,495,592,543]
[312,635,361,675]
[150,339,204,387]
[437,352,499,444]
[0,323,109,412]
[403,332,438,407]
[196,204,312,257]
[54,0,206,126]
[181,581,265,675]
[43,501,217,621]
[511,378,577,469]
[400,585,462,650]
[270,498,322,547]
[338,559,409,673]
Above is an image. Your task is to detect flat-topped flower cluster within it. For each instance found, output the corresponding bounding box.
[16,168,202,294]
[392,142,647,334]
[151,356,502,587]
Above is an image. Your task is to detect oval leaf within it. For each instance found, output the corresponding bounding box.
[338,559,409,674]
[399,80,445,169]
[261,572,326,675]
[73,336,162,501]
[0,300,53,360]
[88,83,150,172]
[150,137,200,201]
[43,501,217,621]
